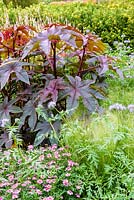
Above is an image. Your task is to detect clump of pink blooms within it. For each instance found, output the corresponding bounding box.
[0,144,82,199]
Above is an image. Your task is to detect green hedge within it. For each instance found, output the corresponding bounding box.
[2,0,40,8]
[0,0,134,46]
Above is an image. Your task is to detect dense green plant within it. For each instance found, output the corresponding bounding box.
[60,111,134,199]
[105,40,134,108]
[2,0,40,8]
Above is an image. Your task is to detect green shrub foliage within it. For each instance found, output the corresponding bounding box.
[0,0,134,46]
[2,0,40,8]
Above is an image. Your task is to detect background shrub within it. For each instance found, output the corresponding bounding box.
[2,0,40,8]
[0,0,134,47]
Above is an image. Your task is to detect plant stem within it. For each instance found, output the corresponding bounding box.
[52,42,57,79]
[13,29,18,57]
[77,46,86,77]
[50,121,58,141]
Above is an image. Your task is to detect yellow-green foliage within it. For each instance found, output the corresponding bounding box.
[2,0,40,8]
[0,0,134,46]
[61,110,134,165]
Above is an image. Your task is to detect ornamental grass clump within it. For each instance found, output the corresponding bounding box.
[0,145,83,200]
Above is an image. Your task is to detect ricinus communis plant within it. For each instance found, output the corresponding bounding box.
[0,24,123,148]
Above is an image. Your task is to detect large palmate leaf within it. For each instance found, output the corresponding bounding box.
[22,24,86,60]
[0,58,32,89]
[66,76,99,113]
[39,78,66,104]
[34,120,60,146]
[97,55,109,75]
[89,87,105,100]
[0,97,22,121]
[86,33,106,53]
[19,100,37,130]
[0,132,13,149]
[86,55,124,80]
[97,55,124,79]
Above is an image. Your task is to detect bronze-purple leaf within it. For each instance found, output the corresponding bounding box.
[0,97,22,121]
[66,75,97,112]
[0,132,13,149]
[19,100,37,130]
[0,58,32,89]
[34,120,60,146]
[39,78,66,104]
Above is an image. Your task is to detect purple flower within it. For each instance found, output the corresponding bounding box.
[128,104,134,112]
[47,153,52,158]
[37,179,43,184]
[8,175,14,182]
[51,144,57,149]
[39,155,44,161]
[67,190,73,195]
[12,194,18,199]
[58,147,64,151]
[32,176,37,180]
[54,151,60,159]
[28,145,34,151]
[11,183,19,189]
[35,189,42,195]
[76,194,80,198]
[65,173,71,177]
[7,189,13,193]
[17,159,22,164]
[68,160,78,167]
[21,183,27,187]
[48,101,56,109]
[4,151,10,156]
[13,189,20,195]
[0,118,9,127]
[66,166,72,171]
[124,40,130,43]
[46,179,55,184]
[109,103,126,111]
[29,185,35,189]
[43,196,54,200]
[63,179,69,186]
[44,184,52,192]
[62,153,71,157]
[76,185,81,190]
